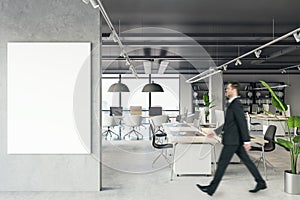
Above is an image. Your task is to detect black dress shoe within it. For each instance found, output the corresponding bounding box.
[196,184,213,196]
[249,182,267,193]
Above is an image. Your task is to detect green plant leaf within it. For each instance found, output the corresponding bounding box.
[203,93,209,104]
[293,135,300,143]
[276,138,293,151]
[271,97,287,111]
[286,116,300,128]
[260,80,288,111]
[294,145,300,155]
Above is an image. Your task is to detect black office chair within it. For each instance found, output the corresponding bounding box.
[250,125,277,179]
[149,119,173,166]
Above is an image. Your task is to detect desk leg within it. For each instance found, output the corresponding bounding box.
[262,147,267,180]
[170,143,177,181]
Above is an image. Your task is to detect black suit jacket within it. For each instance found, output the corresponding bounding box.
[215,98,250,145]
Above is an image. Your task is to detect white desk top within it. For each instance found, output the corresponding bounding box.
[163,122,267,145]
[249,114,288,121]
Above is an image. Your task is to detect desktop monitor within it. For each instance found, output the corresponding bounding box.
[269,104,277,114]
[110,107,123,116]
[251,104,258,114]
[149,107,162,116]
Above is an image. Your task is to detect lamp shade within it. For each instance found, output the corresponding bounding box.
[142,81,164,92]
[108,82,130,92]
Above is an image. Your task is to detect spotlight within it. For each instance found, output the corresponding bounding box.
[223,65,228,71]
[82,0,100,8]
[235,59,242,66]
[89,0,100,8]
[254,50,262,58]
[108,32,118,43]
[125,59,130,66]
[298,65,300,71]
[281,69,287,74]
[120,50,126,58]
[82,0,90,4]
[293,32,300,43]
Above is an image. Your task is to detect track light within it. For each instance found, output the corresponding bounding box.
[120,50,126,58]
[298,65,300,71]
[125,59,130,66]
[281,69,287,74]
[82,0,99,8]
[293,32,300,42]
[81,0,90,4]
[89,0,100,8]
[254,50,262,58]
[235,59,242,66]
[223,65,228,71]
[108,32,118,43]
[129,64,138,77]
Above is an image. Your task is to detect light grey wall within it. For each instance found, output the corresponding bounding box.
[209,72,223,122]
[179,74,193,113]
[0,0,100,191]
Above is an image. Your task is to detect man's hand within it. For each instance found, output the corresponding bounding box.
[207,133,215,138]
[244,143,251,151]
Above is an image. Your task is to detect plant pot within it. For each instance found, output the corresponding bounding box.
[284,170,300,194]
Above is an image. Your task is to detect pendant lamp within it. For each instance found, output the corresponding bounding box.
[108,81,130,92]
[142,81,164,92]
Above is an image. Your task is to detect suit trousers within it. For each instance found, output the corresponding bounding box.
[208,145,264,194]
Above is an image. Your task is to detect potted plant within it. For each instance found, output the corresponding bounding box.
[202,92,215,122]
[260,80,300,194]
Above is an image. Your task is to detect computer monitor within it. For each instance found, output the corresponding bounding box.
[110,107,123,116]
[251,104,258,114]
[269,104,277,114]
[149,107,162,116]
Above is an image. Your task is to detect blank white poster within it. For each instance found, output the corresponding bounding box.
[7,42,91,154]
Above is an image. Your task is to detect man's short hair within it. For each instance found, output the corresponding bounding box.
[228,82,240,92]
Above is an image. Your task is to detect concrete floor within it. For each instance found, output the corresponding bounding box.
[1,127,300,200]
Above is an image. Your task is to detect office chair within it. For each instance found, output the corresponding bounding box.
[123,115,143,140]
[149,106,163,116]
[150,115,169,143]
[250,125,277,179]
[149,119,173,166]
[110,106,123,116]
[130,106,142,115]
[102,115,120,139]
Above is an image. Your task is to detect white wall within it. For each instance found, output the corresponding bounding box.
[0,0,100,191]
[180,74,193,113]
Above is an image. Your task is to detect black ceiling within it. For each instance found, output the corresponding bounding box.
[100,0,300,75]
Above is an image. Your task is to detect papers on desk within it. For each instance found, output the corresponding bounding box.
[168,126,198,132]
[171,131,203,136]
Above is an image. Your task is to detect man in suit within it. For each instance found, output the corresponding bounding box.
[196,82,266,196]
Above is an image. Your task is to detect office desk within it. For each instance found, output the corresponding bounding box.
[250,114,288,136]
[163,123,217,180]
